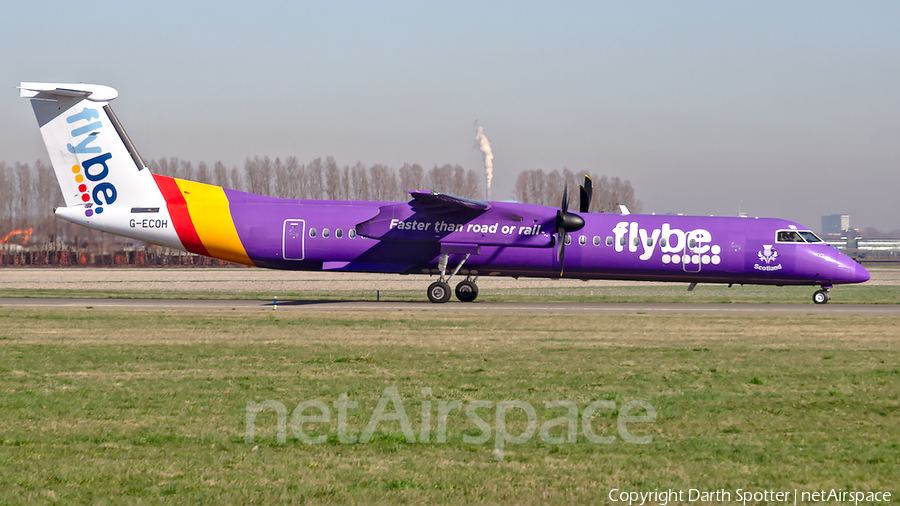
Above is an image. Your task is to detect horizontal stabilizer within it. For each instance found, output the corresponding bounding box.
[19,82,118,102]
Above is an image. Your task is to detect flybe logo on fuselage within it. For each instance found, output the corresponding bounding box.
[612,221,722,266]
[66,107,116,217]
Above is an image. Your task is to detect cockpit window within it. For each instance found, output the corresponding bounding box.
[798,231,823,243]
[776,229,823,243]
[776,230,805,243]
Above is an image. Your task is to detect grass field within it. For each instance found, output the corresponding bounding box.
[3,278,900,306]
[4,283,900,305]
[2,266,900,304]
[1,308,898,503]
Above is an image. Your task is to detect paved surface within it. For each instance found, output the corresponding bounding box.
[2,297,899,315]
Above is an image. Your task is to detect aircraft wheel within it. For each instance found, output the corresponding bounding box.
[455,280,479,302]
[427,281,452,303]
[813,290,829,304]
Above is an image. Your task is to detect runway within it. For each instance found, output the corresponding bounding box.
[2,297,899,315]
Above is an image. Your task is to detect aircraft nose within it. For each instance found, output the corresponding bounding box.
[853,262,870,283]
[832,251,869,284]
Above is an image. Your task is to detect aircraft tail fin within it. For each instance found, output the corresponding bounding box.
[20,82,163,215]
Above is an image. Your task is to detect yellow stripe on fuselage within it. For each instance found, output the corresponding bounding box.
[174,178,254,266]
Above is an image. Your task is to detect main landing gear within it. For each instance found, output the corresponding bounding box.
[812,285,832,304]
[426,253,479,303]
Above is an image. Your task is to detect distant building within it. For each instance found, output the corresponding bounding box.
[822,214,850,236]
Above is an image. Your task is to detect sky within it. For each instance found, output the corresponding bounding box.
[2,1,899,232]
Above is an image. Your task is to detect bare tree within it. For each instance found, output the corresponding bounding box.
[196,161,211,185]
[272,157,286,198]
[325,156,343,200]
[350,162,370,201]
[591,174,641,213]
[0,162,12,224]
[35,160,63,238]
[174,159,193,181]
[245,156,274,196]
[149,158,168,177]
[369,164,397,200]
[260,156,273,196]
[544,170,565,208]
[511,169,641,212]
[283,156,303,199]
[399,163,425,192]
[306,157,324,199]
[420,164,480,199]
[1,154,642,252]
[272,157,287,198]
[229,166,243,191]
[514,171,530,203]
[527,169,546,205]
[341,165,352,199]
[214,161,230,188]
[244,157,259,194]
[450,165,466,197]
[463,169,481,200]
[16,162,32,224]
[427,164,452,194]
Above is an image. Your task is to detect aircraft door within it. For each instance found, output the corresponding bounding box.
[283,219,306,260]
[682,236,702,272]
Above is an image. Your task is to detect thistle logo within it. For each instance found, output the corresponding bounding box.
[758,245,778,264]
[754,245,782,272]
[66,107,117,217]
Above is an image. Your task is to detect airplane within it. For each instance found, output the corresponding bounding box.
[19,82,869,304]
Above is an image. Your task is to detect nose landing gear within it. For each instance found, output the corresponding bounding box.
[813,285,832,304]
[426,253,479,303]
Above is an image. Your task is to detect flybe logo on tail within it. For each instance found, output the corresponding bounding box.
[66,107,117,217]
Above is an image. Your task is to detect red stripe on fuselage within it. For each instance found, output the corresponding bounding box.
[153,174,210,256]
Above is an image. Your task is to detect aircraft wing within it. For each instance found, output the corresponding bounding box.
[407,191,491,214]
[355,193,554,248]
[356,192,489,241]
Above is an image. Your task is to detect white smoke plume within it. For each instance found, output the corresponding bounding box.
[474,125,493,200]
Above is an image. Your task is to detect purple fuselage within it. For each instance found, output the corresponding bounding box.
[223,189,869,287]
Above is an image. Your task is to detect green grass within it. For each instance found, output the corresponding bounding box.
[3,282,900,304]
[0,309,898,503]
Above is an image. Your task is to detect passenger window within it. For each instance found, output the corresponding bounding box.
[646,237,654,247]
[605,236,613,247]
[660,238,667,248]
[565,235,572,245]
[594,236,602,246]
[336,229,343,239]
[309,228,317,238]
[349,229,357,239]
[633,237,640,247]
[323,228,330,238]
[579,235,586,246]
[620,237,627,247]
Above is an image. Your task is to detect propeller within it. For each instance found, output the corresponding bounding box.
[579,175,593,213]
[555,185,585,275]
